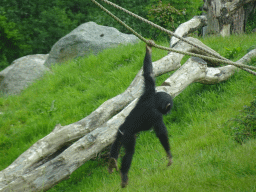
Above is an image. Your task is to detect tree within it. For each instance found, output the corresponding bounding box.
[202,0,256,36]
[0,11,30,70]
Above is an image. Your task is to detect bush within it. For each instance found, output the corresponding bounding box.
[147,1,182,39]
[146,0,203,40]
[224,46,242,59]
[245,3,256,33]
[0,10,31,69]
[226,98,256,144]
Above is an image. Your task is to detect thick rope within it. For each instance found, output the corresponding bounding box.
[98,0,256,74]
[91,0,256,75]
[99,0,217,57]
[99,0,255,65]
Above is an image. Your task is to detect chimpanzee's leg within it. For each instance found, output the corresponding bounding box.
[120,133,136,188]
[108,131,122,173]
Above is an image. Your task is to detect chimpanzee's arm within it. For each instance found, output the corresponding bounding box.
[143,44,155,96]
[154,119,172,166]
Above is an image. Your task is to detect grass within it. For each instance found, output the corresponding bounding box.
[0,34,256,192]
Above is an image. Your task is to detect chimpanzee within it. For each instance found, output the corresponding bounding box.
[108,41,173,188]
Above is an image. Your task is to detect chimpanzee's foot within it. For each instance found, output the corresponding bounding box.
[167,157,173,166]
[121,172,129,188]
[108,157,118,174]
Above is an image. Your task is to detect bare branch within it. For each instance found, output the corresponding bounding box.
[170,15,207,47]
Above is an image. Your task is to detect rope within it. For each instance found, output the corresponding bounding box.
[99,0,256,71]
[91,0,256,75]
[99,0,216,57]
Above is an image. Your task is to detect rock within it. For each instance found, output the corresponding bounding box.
[44,22,139,67]
[0,63,15,83]
[247,45,256,53]
[0,54,49,95]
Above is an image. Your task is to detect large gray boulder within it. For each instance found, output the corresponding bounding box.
[44,22,139,67]
[0,54,49,95]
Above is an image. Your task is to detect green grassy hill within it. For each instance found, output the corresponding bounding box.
[0,34,256,192]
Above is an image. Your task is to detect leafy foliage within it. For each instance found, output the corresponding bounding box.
[226,98,256,144]
[224,57,256,144]
[0,9,31,69]
[224,46,242,59]
[0,0,203,68]
[146,0,203,40]
[33,7,76,53]
[244,3,256,33]
[147,1,182,39]
[0,0,84,65]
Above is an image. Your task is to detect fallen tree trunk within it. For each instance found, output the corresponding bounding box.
[0,16,256,191]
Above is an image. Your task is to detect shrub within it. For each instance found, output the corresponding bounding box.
[226,98,256,144]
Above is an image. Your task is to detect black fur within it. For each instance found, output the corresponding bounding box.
[108,43,173,188]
